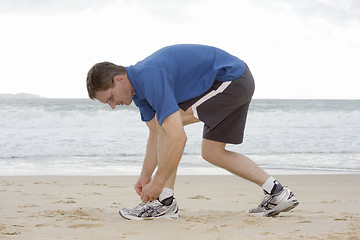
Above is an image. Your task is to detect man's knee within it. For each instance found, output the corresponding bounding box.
[201,139,226,162]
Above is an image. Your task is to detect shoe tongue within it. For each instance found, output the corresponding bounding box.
[160,196,174,206]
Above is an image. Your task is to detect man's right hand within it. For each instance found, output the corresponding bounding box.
[134,173,152,196]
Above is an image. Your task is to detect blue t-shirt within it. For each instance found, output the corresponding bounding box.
[125,44,246,125]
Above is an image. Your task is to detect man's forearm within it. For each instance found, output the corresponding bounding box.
[153,111,187,185]
[141,131,158,177]
[153,130,187,185]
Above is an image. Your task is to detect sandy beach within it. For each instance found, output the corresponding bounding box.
[1,174,359,239]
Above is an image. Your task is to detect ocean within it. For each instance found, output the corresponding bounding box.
[0,98,359,175]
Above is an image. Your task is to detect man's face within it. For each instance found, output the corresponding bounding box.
[95,75,134,109]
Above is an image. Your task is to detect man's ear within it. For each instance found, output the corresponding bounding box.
[114,74,126,84]
[113,75,122,83]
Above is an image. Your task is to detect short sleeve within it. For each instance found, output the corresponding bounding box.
[133,98,155,122]
[137,68,179,125]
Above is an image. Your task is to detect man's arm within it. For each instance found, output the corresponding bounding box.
[140,110,187,202]
[134,117,158,195]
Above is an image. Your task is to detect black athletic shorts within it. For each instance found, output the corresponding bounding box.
[178,64,255,144]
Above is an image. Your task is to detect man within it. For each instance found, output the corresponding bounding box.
[86,44,299,220]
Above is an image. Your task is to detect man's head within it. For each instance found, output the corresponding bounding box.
[86,62,135,108]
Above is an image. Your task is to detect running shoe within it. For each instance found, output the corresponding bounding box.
[248,186,299,217]
[119,196,179,220]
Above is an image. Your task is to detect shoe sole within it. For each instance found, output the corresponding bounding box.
[265,200,299,217]
[248,200,299,217]
[119,209,180,220]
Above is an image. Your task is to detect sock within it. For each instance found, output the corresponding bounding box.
[262,176,283,195]
[158,187,174,202]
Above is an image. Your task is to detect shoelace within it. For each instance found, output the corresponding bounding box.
[260,194,277,210]
[132,202,146,210]
[135,200,162,210]
[259,187,287,210]
[137,200,164,217]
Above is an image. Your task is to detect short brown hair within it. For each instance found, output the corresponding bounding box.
[86,62,127,99]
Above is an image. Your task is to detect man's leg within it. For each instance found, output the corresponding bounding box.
[201,138,299,217]
[201,138,269,186]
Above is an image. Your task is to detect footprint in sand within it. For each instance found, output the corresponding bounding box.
[189,195,211,200]
[83,183,108,187]
[1,231,20,236]
[110,202,122,208]
[4,182,14,187]
[207,226,220,233]
[261,232,273,236]
[53,200,76,204]
[0,224,22,236]
[297,220,312,223]
[19,204,39,208]
[33,182,50,185]
[108,185,126,188]
[320,200,341,204]
[121,232,138,238]
[67,224,103,229]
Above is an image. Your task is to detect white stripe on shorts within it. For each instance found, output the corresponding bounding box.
[191,81,232,119]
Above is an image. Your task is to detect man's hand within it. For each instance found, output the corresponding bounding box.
[134,173,152,196]
[140,179,164,203]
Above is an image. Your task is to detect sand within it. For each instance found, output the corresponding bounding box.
[0,174,359,239]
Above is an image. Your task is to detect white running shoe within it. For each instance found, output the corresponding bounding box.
[248,187,299,217]
[119,196,179,220]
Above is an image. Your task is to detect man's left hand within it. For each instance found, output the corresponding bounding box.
[140,179,164,203]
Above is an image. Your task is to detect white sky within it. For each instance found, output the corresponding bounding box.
[0,0,359,99]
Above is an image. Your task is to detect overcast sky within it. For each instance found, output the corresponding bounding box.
[0,0,359,99]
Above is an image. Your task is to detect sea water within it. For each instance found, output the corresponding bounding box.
[0,98,359,175]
